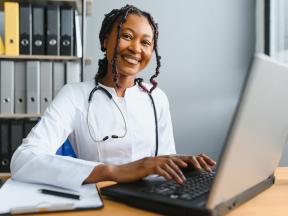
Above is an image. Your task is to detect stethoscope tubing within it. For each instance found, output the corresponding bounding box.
[87,84,158,156]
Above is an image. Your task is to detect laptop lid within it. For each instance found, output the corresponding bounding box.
[206,53,288,209]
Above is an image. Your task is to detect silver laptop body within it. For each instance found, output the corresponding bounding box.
[207,53,288,214]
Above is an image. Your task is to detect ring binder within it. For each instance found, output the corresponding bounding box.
[47,5,60,55]
[20,3,32,55]
[0,61,14,114]
[60,6,74,56]
[4,2,19,56]
[32,6,45,55]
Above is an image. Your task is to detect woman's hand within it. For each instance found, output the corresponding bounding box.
[84,154,216,185]
[112,154,216,184]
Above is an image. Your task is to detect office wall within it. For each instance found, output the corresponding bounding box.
[85,0,259,162]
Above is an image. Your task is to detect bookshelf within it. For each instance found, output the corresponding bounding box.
[0,0,92,173]
[0,0,93,15]
[0,0,92,114]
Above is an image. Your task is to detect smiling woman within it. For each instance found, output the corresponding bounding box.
[10,5,216,190]
[101,14,154,95]
[95,5,161,96]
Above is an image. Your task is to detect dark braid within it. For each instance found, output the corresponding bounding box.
[94,5,161,93]
[143,12,161,93]
[95,57,108,85]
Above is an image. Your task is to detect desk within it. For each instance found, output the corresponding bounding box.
[1,167,288,216]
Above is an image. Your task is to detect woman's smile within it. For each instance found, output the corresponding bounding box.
[121,54,141,65]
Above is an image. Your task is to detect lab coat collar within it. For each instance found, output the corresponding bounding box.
[98,82,143,98]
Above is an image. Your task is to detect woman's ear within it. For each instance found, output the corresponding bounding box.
[103,35,110,49]
[103,39,107,49]
[101,38,107,52]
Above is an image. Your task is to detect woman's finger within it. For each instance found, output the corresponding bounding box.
[199,153,216,166]
[163,163,184,184]
[188,156,202,170]
[155,166,172,181]
[197,156,211,172]
[167,159,186,181]
[170,157,188,168]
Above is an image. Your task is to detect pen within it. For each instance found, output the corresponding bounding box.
[40,189,80,200]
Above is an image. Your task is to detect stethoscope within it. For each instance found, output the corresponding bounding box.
[86,78,158,156]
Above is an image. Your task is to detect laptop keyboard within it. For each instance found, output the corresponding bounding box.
[145,170,216,201]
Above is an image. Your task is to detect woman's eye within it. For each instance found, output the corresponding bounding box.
[142,40,152,47]
[122,33,132,40]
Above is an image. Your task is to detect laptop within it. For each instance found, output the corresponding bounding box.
[100,54,288,216]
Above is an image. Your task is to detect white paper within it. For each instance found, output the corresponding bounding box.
[0,179,103,214]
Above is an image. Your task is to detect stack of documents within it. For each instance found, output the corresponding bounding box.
[0,179,103,214]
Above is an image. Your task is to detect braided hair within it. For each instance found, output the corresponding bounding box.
[95,4,161,93]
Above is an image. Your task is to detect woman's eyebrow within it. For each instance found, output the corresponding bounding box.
[122,27,153,39]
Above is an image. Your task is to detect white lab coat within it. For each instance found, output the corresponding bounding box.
[10,81,176,190]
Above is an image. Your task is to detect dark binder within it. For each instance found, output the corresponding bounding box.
[0,120,10,172]
[23,119,38,137]
[19,3,32,55]
[32,6,45,55]
[46,5,60,55]
[60,6,74,56]
[10,120,23,155]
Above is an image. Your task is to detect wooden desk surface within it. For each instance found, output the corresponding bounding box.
[1,167,288,216]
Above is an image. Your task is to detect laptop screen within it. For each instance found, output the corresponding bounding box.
[207,54,288,208]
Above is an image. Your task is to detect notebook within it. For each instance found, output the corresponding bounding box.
[101,53,288,216]
[0,179,104,214]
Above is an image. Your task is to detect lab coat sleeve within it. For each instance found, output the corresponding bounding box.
[10,84,101,190]
[156,90,176,155]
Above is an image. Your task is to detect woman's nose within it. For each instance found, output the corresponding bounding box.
[128,41,141,53]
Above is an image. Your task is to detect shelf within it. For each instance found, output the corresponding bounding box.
[0,0,93,15]
[0,173,10,180]
[0,114,42,119]
[0,55,81,61]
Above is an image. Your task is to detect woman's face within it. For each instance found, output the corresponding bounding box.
[104,14,154,77]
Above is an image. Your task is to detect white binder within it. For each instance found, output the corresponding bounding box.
[74,10,82,58]
[14,61,26,113]
[53,62,65,97]
[0,61,14,114]
[66,61,81,84]
[40,62,53,113]
[26,61,40,114]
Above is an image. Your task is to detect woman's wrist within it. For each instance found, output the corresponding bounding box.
[103,164,118,181]
[84,164,117,183]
